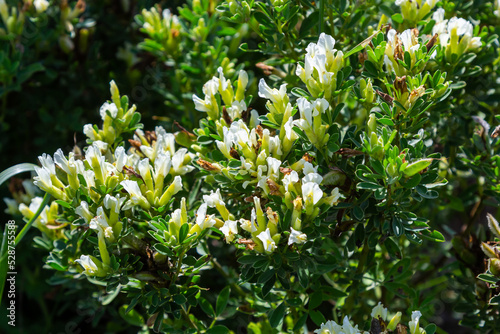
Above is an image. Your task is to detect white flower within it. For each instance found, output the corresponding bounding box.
[99,102,118,120]
[53,149,77,175]
[75,255,99,275]
[192,94,211,112]
[90,207,114,239]
[447,17,473,37]
[137,158,152,180]
[302,182,323,206]
[220,220,238,243]
[240,214,257,233]
[154,152,172,179]
[432,8,448,36]
[296,33,343,98]
[18,197,49,226]
[294,98,329,135]
[171,208,183,228]
[324,187,341,206]
[81,169,96,188]
[172,148,194,175]
[171,175,183,193]
[114,146,128,171]
[203,189,225,208]
[22,180,37,198]
[192,78,219,118]
[470,37,482,49]
[303,161,323,184]
[103,194,126,214]
[38,153,56,174]
[282,170,299,192]
[257,228,276,253]
[227,100,247,120]
[408,311,422,334]
[288,228,307,245]
[371,302,388,320]
[33,0,49,13]
[258,79,287,104]
[33,166,53,192]
[314,316,360,334]
[196,203,216,230]
[83,124,98,141]
[121,180,149,208]
[85,144,107,182]
[314,320,343,334]
[284,116,298,141]
[249,109,260,128]
[75,201,93,223]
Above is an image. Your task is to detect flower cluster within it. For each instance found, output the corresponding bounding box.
[18,83,195,277]
[432,9,481,62]
[193,67,249,122]
[315,303,426,334]
[296,33,344,101]
[190,34,347,253]
[138,7,182,58]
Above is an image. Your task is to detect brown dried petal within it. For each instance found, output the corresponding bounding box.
[196,159,221,172]
[230,147,240,160]
[222,106,232,125]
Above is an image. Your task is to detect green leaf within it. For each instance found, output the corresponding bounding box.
[199,298,215,318]
[291,87,310,98]
[344,30,378,58]
[384,282,416,299]
[391,13,403,24]
[402,173,421,189]
[206,326,230,334]
[308,291,323,309]
[258,269,275,284]
[392,218,404,237]
[173,294,187,305]
[424,324,437,334]
[384,238,402,259]
[55,200,72,209]
[377,118,395,126]
[403,159,432,177]
[489,294,500,305]
[179,224,189,244]
[420,230,445,242]
[268,302,286,327]
[357,182,383,190]
[299,11,320,37]
[478,274,500,284]
[293,313,308,331]
[216,286,230,317]
[119,305,145,327]
[363,60,378,77]
[0,163,37,187]
[238,254,263,265]
[153,243,174,256]
[309,310,326,326]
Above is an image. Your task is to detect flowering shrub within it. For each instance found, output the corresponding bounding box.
[1,0,500,333]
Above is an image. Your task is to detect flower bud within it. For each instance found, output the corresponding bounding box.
[387,312,402,331]
[481,242,498,259]
[489,258,500,277]
[487,213,500,239]
[367,113,377,134]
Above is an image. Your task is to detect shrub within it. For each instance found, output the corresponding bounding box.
[2,0,500,333]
